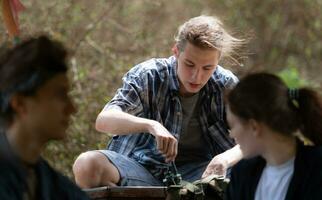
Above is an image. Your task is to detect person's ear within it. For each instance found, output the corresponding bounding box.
[10,94,27,116]
[172,44,180,59]
[249,119,261,137]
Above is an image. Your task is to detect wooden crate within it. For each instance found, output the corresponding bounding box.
[84,186,167,200]
[84,185,222,200]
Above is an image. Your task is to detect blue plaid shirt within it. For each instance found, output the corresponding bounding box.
[104,56,238,178]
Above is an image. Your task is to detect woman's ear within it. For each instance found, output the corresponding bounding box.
[249,119,261,137]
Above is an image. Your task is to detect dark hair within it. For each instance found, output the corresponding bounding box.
[0,35,68,125]
[227,72,322,145]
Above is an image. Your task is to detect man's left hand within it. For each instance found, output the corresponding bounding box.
[202,154,228,178]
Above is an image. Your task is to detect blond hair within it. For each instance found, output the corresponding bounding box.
[175,15,244,61]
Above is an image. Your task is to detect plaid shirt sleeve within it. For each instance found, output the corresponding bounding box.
[104,66,146,117]
[216,65,239,89]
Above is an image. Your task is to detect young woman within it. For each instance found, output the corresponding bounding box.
[225,72,322,200]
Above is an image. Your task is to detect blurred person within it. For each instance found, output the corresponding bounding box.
[225,72,322,200]
[0,36,89,200]
[74,15,245,188]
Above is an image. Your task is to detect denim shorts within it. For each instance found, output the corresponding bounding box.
[98,150,163,186]
[98,150,218,186]
[176,161,210,182]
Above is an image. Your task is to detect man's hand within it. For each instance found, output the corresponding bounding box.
[148,120,178,163]
[202,154,228,178]
[202,145,243,178]
[96,109,178,162]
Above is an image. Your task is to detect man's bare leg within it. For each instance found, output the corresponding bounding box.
[73,151,120,188]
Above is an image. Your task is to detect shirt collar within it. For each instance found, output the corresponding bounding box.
[168,56,180,95]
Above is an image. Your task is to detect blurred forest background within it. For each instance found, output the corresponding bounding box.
[1,0,321,179]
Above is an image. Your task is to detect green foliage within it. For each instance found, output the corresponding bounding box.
[278,67,308,88]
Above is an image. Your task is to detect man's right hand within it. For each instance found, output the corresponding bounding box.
[148,120,178,163]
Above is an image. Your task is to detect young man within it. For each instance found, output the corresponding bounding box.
[0,36,89,199]
[74,15,244,188]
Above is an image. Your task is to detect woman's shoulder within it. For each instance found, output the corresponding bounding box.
[299,144,322,163]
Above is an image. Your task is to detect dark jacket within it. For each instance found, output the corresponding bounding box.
[0,133,89,200]
[225,142,322,200]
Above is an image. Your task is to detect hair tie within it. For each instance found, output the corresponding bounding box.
[288,88,299,108]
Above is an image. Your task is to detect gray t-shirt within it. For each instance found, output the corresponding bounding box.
[176,93,212,165]
[255,157,295,200]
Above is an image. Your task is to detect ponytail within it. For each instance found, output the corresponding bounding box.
[297,88,322,145]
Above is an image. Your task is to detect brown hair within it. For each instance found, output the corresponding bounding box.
[227,72,322,145]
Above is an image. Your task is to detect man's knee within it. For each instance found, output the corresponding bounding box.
[73,151,119,188]
[73,151,106,187]
[74,152,96,174]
